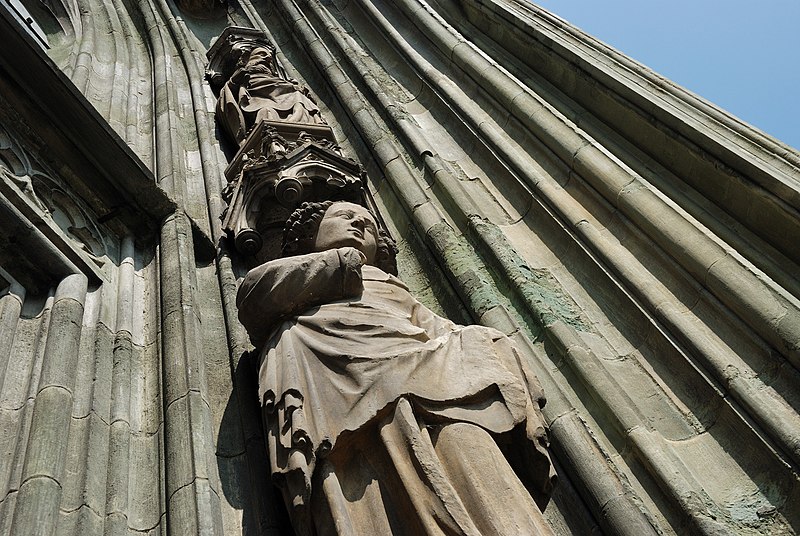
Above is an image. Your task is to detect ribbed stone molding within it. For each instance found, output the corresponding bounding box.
[8,274,87,536]
[0,242,168,535]
[2,0,797,534]
[254,0,800,533]
[159,211,224,535]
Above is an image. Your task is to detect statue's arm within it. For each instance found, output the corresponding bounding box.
[236,247,364,347]
[229,67,248,87]
[410,298,458,339]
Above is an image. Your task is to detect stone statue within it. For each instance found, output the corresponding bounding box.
[217,46,325,146]
[236,201,556,535]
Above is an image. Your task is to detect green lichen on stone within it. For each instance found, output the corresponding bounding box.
[394,236,449,318]
[426,221,502,320]
[422,220,549,343]
[468,215,590,333]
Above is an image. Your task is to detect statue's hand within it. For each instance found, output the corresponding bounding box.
[337,246,366,265]
[230,69,246,86]
[337,247,366,297]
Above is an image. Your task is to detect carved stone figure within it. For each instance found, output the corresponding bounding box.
[237,201,556,535]
[217,46,325,146]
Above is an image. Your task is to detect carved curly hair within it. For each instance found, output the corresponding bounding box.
[282,201,398,275]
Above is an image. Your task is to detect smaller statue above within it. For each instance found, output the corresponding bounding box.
[216,45,325,146]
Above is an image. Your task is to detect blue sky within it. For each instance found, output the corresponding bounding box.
[531,1,800,150]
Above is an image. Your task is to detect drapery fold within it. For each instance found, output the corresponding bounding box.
[238,248,555,534]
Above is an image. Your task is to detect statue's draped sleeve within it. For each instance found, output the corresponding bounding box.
[217,74,247,145]
[236,247,364,348]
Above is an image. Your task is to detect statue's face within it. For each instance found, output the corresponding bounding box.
[247,47,274,66]
[313,202,378,264]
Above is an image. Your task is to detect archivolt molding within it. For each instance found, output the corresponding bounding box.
[252,1,800,533]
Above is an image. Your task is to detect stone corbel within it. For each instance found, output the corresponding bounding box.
[222,140,365,261]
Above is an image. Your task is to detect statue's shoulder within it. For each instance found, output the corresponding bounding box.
[362,265,409,290]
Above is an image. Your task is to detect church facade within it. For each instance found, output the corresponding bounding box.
[0,0,798,534]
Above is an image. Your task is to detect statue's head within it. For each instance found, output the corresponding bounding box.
[245,46,275,67]
[226,43,277,75]
[282,201,398,274]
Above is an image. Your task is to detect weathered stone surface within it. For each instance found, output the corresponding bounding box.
[19,385,72,483]
[167,477,223,536]
[58,505,103,536]
[0,0,798,533]
[127,433,162,531]
[9,475,62,536]
[237,202,556,534]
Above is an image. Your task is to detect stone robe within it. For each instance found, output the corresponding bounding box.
[237,247,556,535]
[218,61,323,145]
